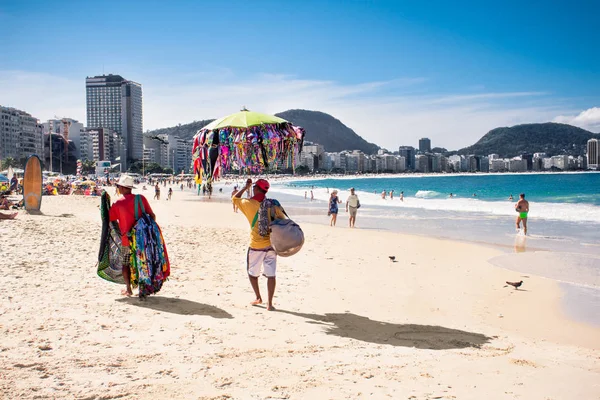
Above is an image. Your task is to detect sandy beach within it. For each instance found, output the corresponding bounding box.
[1,190,599,399]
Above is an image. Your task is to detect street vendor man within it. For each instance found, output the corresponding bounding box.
[109,175,155,296]
[233,178,285,311]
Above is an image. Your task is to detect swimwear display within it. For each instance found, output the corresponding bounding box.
[192,114,305,184]
[519,212,528,219]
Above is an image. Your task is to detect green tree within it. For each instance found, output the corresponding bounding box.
[1,157,21,170]
[81,160,96,174]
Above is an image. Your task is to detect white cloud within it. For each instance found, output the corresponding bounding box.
[0,69,579,150]
[553,107,600,132]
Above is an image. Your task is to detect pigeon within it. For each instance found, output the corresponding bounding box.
[389,256,396,261]
[506,281,523,290]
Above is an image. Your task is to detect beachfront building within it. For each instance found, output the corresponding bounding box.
[415,154,430,173]
[143,135,170,167]
[508,158,527,172]
[300,143,326,171]
[398,146,416,170]
[41,118,85,159]
[490,158,507,172]
[587,138,599,170]
[418,138,431,153]
[86,74,143,169]
[80,128,121,163]
[0,105,43,162]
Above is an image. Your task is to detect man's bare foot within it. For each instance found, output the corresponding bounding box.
[267,304,276,311]
[121,288,133,297]
[251,299,262,306]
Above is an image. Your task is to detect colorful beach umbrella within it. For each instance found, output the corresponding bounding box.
[0,174,8,182]
[192,108,305,182]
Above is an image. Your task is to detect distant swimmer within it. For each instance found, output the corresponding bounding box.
[449,193,453,198]
[515,193,530,235]
[472,193,477,197]
[508,194,514,201]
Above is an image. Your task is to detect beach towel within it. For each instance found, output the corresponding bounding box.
[97,191,125,284]
[129,195,170,297]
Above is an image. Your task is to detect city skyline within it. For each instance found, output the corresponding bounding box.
[0,0,598,150]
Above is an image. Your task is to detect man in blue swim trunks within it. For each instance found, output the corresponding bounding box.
[515,193,530,235]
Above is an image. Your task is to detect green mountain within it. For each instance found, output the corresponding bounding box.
[457,123,599,157]
[145,110,380,154]
[275,109,379,154]
[145,119,215,141]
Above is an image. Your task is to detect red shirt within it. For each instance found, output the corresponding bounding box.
[109,194,154,246]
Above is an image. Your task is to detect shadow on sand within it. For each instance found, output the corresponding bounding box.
[116,296,233,319]
[278,310,492,350]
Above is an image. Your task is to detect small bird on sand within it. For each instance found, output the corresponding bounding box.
[389,256,396,261]
[506,281,523,290]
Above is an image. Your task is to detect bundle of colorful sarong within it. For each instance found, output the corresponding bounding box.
[192,123,305,183]
[129,214,171,297]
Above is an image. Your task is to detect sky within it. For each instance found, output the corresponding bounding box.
[1,0,599,150]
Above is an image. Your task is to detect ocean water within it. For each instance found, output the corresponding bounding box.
[266,172,600,325]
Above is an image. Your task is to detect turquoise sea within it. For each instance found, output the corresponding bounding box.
[267,172,600,326]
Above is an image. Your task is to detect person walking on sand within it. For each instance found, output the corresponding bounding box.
[390,190,394,200]
[400,191,404,202]
[328,190,342,226]
[167,187,173,201]
[310,190,314,201]
[109,175,156,296]
[154,183,160,200]
[515,193,530,235]
[232,178,286,311]
[346,187,360,228]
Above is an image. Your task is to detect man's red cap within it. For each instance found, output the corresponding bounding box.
[255,179,270,192]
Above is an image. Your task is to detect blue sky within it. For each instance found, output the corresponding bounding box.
[1,0,598,149]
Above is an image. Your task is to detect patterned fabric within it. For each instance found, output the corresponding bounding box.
[129,211,170,298]
[257,199,281,237]
[97,191,125,284]
[329,196,339,214]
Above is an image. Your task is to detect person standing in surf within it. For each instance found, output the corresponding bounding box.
[232,178,285,311]
[110,175,156,296]
[515,193,530,235]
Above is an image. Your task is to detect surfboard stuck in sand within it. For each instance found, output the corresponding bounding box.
[23,155,42,212]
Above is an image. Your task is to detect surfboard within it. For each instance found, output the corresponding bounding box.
[97,191,125,284]
[23,155,42,211]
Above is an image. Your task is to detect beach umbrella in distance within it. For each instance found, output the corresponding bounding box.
[192,108,305,183]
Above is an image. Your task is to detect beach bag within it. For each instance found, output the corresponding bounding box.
[129,195,170,297]
[252,200,305,257]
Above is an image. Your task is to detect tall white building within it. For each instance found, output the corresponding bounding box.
[587,139,599,170]
[0,106,43,161]
[86,74,143,169]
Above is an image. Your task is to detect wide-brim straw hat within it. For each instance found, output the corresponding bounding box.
[116,175,136,189]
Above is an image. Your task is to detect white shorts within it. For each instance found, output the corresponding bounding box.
[247,247,277,278]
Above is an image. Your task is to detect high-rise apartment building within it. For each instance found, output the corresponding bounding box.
[86,74,143,169]
[80,128,121,163]
[0,106,43,161]
[398,146,416,170]
[586,139,598,170]
[419,138,431,153]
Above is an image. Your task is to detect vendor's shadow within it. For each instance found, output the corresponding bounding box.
[278,310,492,350]
[116,297,233,319]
